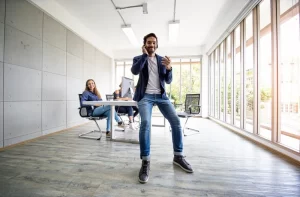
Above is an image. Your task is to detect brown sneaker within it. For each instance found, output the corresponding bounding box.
[173,155,193,173]
[138,160,150,183]
[106,132,111,138]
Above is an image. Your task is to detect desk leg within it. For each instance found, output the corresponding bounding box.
[111,105,115,140]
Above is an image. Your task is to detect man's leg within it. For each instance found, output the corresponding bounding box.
[156,97,194,173]
[155,98,183,154]
[137,94,154,183]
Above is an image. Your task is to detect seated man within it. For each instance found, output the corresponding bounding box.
[132,105,139,122]
[114,84,138,130]
[132,86,139,122]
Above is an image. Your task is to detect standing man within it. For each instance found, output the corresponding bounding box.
[131,33,193,184]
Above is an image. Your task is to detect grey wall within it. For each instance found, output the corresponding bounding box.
[0,0,113,148]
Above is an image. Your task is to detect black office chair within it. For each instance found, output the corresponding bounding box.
[174,94,201,136]
[78,94,106,140]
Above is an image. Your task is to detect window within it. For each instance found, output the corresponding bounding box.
[220,43,225,121]
[234,25,241,127]
[279,0,300,151]
[215,49,220,118]
[226,35,232,123]
[258,0,272,140]
[245,12,254,132]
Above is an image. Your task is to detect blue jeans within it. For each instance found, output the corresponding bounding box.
[115,106,133,117]
[138,94,183,160]
[92,105,121,131]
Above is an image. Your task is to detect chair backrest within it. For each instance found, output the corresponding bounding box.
[79,94,83,107]
[184,94,200,114]
[106,94,114,101]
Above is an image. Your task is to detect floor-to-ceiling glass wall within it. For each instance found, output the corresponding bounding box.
[168,58,201,105]
[208,0,300,153]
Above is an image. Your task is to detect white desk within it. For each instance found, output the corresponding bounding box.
[82,100,138,143]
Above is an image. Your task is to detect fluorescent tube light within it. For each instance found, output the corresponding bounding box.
[121,25,139,46]
[169,20,180,43]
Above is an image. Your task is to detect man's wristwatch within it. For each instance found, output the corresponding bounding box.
[167,66,172,71]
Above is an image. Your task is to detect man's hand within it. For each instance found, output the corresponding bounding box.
[142,45,149,55]
[162,56,172,70]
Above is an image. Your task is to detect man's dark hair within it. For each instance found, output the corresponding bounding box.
[143,33,158,48]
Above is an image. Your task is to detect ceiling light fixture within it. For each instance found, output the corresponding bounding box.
[110,0,145,46]
[169,0,180,43]
[116,3,148,14]
[169,20,180,43]
[121,25,139,46]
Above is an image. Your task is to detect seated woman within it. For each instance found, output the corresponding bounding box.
[114,84,138,130]
[81,79,123,138]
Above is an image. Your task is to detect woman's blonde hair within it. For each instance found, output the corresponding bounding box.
[85,79,101,99]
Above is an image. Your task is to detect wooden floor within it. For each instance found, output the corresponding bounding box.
[0,118,299,197]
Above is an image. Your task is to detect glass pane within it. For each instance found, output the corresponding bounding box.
[220,43,225,121]
[133,74,139,86]
[258,0,272,140]
[234,25,241,127]
[215,49,219,118]
[170,64,181,104]
[211,54,215,116]
[181,60,191,104]
[116,65,124,86]
[191,60,201,94]
[125,64,132,79]
[279,0,300,151]
[226,35,232,123]
[245,12,254,132]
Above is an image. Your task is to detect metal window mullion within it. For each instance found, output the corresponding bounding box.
[298,0,300,152]
[253,7,259,135]
[212,52,216,117]
[190,59,192,93]
[218,45,221,119]
[271,0,280,143]
[224,40,228,122]
[241,20,245,129]
[200,56,203,117]
[208,56,211,115]
[180,59,182,102]
[231,31,235,125]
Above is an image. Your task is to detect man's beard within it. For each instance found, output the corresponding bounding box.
[146,47,155,55]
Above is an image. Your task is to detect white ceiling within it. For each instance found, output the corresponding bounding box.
[30,0,250,58]
[54,0,228,51]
